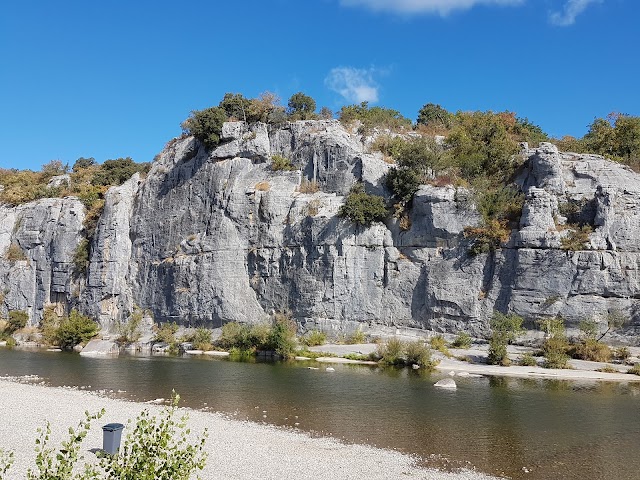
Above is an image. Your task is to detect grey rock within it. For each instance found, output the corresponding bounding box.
[47,174,71,188]
[434,378,457,389]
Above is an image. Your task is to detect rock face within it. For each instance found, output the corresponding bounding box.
[2,124,640,341]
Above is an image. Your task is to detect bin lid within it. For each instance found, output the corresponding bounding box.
[102,423,125,432]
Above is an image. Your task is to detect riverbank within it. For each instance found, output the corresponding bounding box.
[0,378,499,480]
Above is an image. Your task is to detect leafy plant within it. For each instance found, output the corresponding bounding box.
[339,183,387,226]
[570,339,612,362]
[287,92,317,120]
[265,313,297,359]
[181,106,227,149]
[539,317,570,369]
[100,392,207,480]
[271,155,295,171]
[6,310,28,333]
[404,341,438,370]
[429,335,451,357]
[451,332,472,349]
[518,352,538,366]
[5,242,26,261]
[302,330,326,347]
[153,322,179,346]
[345,329,366,345]
[487,312,523,366]
[628,363,640,376]
[190,327,213,351]
[117,308,143,344]
[0,449,13,479]
[51,310,99,350]
[27,409,105,480]
[560,225,593,250]
[73,238,90,276]
[375,337,406,366]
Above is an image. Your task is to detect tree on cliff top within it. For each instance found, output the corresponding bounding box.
[287,92,317,120]
[181,106,227,149]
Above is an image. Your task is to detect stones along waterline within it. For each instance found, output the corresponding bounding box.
[1,348,640,480]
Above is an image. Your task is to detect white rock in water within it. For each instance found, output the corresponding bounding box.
[448,371,456,376]
[434,378,457,389]
[325,367,335,372]
[457,371,470,377]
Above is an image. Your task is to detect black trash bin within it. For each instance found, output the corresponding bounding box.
[102,423,125,454]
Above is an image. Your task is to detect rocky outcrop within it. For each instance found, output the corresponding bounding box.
[2,124,640,341]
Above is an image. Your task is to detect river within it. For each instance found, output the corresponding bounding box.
[0,347,638,479]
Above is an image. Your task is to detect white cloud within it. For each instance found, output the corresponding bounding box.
[549,0,602,26]
[324,67,380,103]
[339,0,524,16]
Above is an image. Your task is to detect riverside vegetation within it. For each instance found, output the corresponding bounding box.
[0,392,207,480]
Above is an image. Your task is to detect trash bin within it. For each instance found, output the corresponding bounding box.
[102,423,125,454]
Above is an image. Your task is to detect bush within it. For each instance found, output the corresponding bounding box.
[91,158,149,187]
[487,312,523,366]
[298,179,319,193]
[628,363,640,376]
[55,310,100,350]
[404,341,438,370]
[615,346,631,362]
[219,92,251,121]
[101,392,207,480]
[27,409,105,480]
[451,332,472,349]
[0,449,13,479]
[302,330,326,347]
[518,352,538,366]
[181,106,227,149]
[338,102,412,133]
[570,339,612,362]
[265,314,297,359]
[560,225,593,250]
[117,308,143,344]
[6,310,28,333]
[429,335,451,356]
[190,327,213,351]
[345,329,366,344]
[271,155,295,171]
[287,92,317,120]
[153,322,178,345]
[541,322,570,369]
[463,219,512,255]
[5,242,26,261]
[375,337,406,366]
[339,183,387,226]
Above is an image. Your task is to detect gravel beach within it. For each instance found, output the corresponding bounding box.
[0,378,499,480]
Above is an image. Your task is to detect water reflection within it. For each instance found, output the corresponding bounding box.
[1,348,639,480]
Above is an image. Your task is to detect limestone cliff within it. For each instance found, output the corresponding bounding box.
[2,120,640,340]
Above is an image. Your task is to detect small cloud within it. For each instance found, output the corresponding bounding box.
[550,0,602,26]
[339,0,524,16]
[324,67,380,103]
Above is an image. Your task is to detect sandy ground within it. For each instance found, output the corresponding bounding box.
[0,378,499,480]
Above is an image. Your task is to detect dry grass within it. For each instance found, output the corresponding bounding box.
[255,181,271,191]
[298,179,319,194]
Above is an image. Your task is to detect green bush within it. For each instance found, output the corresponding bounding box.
[219,92,251,121]
[73,238,90,276]
[429,335,451,356]
[190,327,213,351]
[615,346,631,362]
[181,106,227,149]
[628,363,640,376]
[0,449,13,479]
[91,158,149,187]
[345,329,366,344]
[570,339,612,362]
[518,352,538,366]
[561,225,593,251]
[487,312,523,366]
[153,322,178,345]
[302,330,326,347]
[55,310,100,350]
[287,92,317,120]
[404,341,438,370]
[265,314,297,359]
[101,392,207,480]
[117,309,143,344]
[540,318,570,369]
[271,155,295,171]
[6,310,28,333]
[339,183,387,226]
[338,102,412,133]
[27,409,105,480]
[416,103,453,129]
[451,332,472,349]
[375,337,406,366]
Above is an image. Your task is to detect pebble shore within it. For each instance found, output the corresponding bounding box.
[0,378,499,480]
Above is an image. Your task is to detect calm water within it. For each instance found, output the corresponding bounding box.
[1,348,639,480]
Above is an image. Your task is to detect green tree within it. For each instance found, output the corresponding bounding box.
[72,157,97,172]
[287,92,317,120]
[6,310,28,333]
[218,92,251,122]
[91,158,149,187]
[416,103,452,128]
[339,183,388,226]
[55,310,99,350]
[339,102,412,133]
[181,106,227,149]
[247,91,285,124]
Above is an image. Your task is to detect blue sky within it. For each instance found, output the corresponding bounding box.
[0,0,637,170]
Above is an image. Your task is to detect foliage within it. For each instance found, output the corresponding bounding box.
[287,92,317,120]
[404,341,438,369]
[298,179,319,194]
[5,242,27,261]
[73,238,90,276]
[539,318,570,369]
[339,183,387,226]
[345,329,366,345]
[614,346,631,362]
[628,363,640,376]
[190,328,213,351]
[181,106,227,149]
[6,310,28,333]
[217,322,271,355]
[302,330,326,347]
[429,335,451,356]
[72,157,97,172]
[91,158,149,187]
[27,409,105,480]
[487,312,523,366]
[100,392,207,480]
[247,92,286,124]
[218,92,251,122]
[518,352,538,367]
[55,310,100,350]
[0,449,13,479]
[265,313,297,359]
[338,102,412,133]
[451,332,472,349]
[271,155,295,171]
[560,225,593,250]
[416,103,452,129]
[570,339,612,362]
[39,306,60,346]
[375,337,406,366]
[463,219,512,255]
[153,322,179,345]
[117,308,143,344]
[319,107,333,120]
